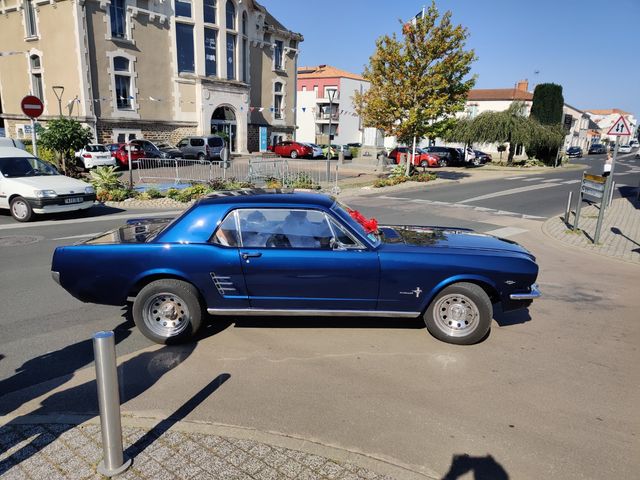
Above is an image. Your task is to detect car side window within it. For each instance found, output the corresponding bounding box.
[208,137,223,147]
[327,218,361,248]
[237,208,333,249]
[191,138,205,147]
[211,211,239,247]
[177,139,188,148]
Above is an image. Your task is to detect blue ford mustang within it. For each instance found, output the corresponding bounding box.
[51,190,540,345]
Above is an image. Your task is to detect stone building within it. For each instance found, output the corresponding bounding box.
[0,0,302,153]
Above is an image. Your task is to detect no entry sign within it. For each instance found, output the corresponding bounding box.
[21,95,44,118]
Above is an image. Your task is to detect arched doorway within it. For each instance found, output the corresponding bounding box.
[211,106,237,152]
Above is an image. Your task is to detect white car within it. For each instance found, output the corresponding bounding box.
[75,144,116,169]
[0,147,96,222]
[618,144,632,153]
[304,143,325,159]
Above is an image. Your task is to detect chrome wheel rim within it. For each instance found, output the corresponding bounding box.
[11,200,29,220]
[142,292,190,338]
[433,293,480,337]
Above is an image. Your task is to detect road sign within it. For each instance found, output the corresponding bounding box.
[20,95,44,118]
[607,116,631,136]
[580,173,606,200]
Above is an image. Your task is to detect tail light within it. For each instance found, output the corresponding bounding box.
[82,154,92,158]
[206,145,211,157]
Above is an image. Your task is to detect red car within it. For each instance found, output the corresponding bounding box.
[273,141,312,159]
[112,144,145,168]
[388,147,444,167]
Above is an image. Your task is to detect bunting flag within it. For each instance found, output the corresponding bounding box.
[258,107,264,112]
[250,107,255,112]
[301,107,306,112]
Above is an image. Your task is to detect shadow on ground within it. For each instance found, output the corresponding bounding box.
[441,453,509,479]
[0,204,126,223]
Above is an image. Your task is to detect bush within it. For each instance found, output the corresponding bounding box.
[90,166,123,191]
[175,184,212,202]
[207,178,228,190]
[166,187,181,200]
[350,147,360,158]
[145,187,163,199]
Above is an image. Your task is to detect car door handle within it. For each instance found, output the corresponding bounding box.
[241,252,262,260]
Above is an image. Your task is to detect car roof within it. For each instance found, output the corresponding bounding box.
[0,146,35,158]
[198,189,335,208]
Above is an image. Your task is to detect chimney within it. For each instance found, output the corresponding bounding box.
[516,79,529,92]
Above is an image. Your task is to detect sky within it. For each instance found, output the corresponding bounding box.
[264,0,640,116]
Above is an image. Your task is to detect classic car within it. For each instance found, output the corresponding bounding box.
[51,190,540,345]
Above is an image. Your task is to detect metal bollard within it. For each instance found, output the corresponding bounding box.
[93,331,132,477]
[564,191,573,224]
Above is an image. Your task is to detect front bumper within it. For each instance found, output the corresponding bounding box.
[27,193,97,209]
[510,283,541,300]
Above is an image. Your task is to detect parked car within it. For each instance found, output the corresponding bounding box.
[565,146,583,158]
[629,140,639,148]
[0,147,96,222]
[303,143,324,158]
[273,141,312,159]
[51,190,540,345]
[388,147,444,168]
[588,144,606,155]
[75,144,116,170]
[112,144,145,168]
[473,150,493,163]
[156,142,183,159]
[618,144,632,153]
[421,146,467,166]
[130,139,168,159]
[321,144,352,159]
[346,142,362,149]
[176,135,226,160]
[105,143,121,158]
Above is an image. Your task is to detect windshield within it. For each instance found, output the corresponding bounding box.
[86,145,108,152]
[331,200,381,247]
[0,157,59,178]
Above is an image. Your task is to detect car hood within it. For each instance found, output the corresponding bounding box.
[379,225,534,258]
[9,175,91,194]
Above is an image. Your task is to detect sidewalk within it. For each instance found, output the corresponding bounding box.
[543,195,640,264]
[0,417,420,480]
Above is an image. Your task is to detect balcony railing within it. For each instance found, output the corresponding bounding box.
[316,112,339,121]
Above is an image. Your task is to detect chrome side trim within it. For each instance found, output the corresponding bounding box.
[210,273,238,296]
[510,283,541,300]
[207,308,421,318]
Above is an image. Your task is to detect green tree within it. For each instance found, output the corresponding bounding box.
[528,83,565,165]
[354,1,476,175]
[447,102,564,164]
[38,118,93,174]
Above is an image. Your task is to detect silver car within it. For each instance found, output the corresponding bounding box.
[176,135,226,160]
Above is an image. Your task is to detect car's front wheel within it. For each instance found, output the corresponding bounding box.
[424,282,492,345]
[438,158,448,167]
[133,279,203,344]
[290,150,298,159]
[10,196,34,222]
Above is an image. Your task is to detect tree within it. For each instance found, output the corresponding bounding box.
[528,83,564,165]
[354,1,476,175]
[447,102,564,164]
[38,118,93,174]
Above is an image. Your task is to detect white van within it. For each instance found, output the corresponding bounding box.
[0,147,96,222]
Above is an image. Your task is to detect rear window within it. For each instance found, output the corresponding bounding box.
[86,145,107,152]
[190,138,205,147]
[208,137,223,147]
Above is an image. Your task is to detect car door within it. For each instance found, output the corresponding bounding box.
[234,207,380,311]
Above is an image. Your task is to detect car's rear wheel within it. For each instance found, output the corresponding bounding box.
[10,196,34,222]
[133,279,203,344]
[424,282,492,345]
[290,150,298,159]
[197,152,206,161]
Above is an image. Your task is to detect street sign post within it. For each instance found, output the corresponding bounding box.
[20,95,43,157]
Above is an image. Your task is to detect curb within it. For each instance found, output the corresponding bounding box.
[1,413,440,480]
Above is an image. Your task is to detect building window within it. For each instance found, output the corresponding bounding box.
[242,38,248,82]
[204,28,217,77]
[226,34,236,80]
[204,0,216,23]
[225,0,235,29]
[110,0,126,38]
[274,82,283,119]
[176,23,195,73]
[175,0,192,17]
[24,0,37,37]
[29,54,43,100]
[30,54,40,69]
[242,10,247,34]
[113,56,132,109]
[274,40,283,70]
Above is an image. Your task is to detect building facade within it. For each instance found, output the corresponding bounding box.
[584,109,638,146]
[296,65,368,146]
[0,0,302,153]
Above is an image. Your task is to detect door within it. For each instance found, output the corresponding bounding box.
[234,208,380,311]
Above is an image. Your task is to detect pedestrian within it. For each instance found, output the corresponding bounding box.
[603,151,613,177]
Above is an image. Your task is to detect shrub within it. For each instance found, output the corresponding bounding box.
[207,178,228,190]
[145,187,163,199]
[264,176,283,189]
[166,188,181,200]
[90,166,123,192]
[175,184,212,202]
[350,147,360,158]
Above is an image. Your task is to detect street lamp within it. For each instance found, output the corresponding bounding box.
[52,85,64,117]
[326,88,337,152]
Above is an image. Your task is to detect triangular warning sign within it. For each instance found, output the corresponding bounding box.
[607,116,632,136]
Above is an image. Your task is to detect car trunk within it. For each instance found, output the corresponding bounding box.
[84,218,174,244]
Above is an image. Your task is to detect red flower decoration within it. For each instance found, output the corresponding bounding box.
[348,209,379,234]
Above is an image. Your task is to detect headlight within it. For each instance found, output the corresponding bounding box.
[34,190,57,198]
[85,186,95,194]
